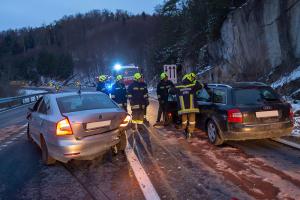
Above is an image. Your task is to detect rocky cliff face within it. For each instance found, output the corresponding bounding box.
[206,0,300,95]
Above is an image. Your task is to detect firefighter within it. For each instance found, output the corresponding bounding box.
[128,73,149,129]
[96,75,109,95]
[175,72,204,139]
[155,72,174,125]
[111,75,127,111]
[140,74,149,124]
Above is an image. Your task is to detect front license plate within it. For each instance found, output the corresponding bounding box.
[256,110,279,118]
[86,120,111,129]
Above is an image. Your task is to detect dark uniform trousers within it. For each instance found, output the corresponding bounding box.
[176,81,203,133]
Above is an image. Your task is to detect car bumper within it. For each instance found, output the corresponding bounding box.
[223,122,293,141]
[47,129,122,163]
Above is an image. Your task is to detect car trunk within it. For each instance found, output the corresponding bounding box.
[63,108,126,139]
[240,103,290,125]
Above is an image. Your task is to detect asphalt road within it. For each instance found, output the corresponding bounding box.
[0,94,300,200]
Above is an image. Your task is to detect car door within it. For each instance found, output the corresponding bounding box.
[196,87,213,129]
[211,88,228,130]
[29,97,43,141]
[32,98,48,145]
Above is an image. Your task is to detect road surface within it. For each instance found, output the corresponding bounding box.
[0,95,300,199]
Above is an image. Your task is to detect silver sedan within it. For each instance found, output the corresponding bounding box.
[27,92,130,165]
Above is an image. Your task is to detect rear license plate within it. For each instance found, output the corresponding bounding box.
[86,120,111,129]
[256,110,279,118]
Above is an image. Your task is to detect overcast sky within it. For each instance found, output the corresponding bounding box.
[0,0,163,31]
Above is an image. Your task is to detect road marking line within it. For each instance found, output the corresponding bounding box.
[272,138,300,150]
[125,137,160,200]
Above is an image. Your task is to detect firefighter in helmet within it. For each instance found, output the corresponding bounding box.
[155,72,174,125]
[111,75,128,111]
[175,72,204,139]
[127,72,149,129]
[96,75,109,95]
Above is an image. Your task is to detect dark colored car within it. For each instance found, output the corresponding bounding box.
[196,82,294,145]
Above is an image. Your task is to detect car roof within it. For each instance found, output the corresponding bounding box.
[208,82,269,89]
[45,91,104,98]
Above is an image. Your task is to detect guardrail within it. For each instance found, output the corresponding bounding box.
[0,92,48,111]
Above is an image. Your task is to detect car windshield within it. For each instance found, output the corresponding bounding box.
[234,87,280,105]
[56,94,117,113]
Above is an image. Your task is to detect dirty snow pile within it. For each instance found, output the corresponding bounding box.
[271,66,300,88]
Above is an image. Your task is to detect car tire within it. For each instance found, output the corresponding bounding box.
[27,124,33,142]
[40,136,56,165]
[117,130,128,152]
[207,120,224,146]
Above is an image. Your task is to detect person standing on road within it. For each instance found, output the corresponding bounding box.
[140,74,150,124]
[175,72,204,139]
[127,73,149,129]
[96,75,109,95]
[155,72,174,125]
[111,75,128,112]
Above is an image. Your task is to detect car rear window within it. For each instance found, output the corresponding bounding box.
[57,94,117,113]
[234,87,280,105]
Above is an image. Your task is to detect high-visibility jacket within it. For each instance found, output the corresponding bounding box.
[96,81,109,95]
[157,80,174,104]
[127,81,148,110]
[111,81,127,105]
[175,79,204,115]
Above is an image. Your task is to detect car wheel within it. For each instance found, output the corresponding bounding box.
[40,136,56,165]
[117,130,128,152]
[207,120,223,146]
[27,124,33,142]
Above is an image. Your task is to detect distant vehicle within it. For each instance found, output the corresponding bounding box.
[196,82,294,145]
[112,64,140,87]
[26,92,130,165]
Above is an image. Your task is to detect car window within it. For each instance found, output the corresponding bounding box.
[234,87,280,105]
[197,89,212,102]
[213,89,227,104]
[32,97,43,111]
[57,94,118,113]
[37,100,48,114]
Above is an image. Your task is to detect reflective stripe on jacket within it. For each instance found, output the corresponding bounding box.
[127,81,148,109]
[156,80,174,103]
[175,80,203,115]
[111,81,127,104]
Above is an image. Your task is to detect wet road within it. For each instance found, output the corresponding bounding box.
[0,96,300,199]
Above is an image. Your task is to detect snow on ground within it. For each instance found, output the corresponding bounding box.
[271,66,300,88]
[18,89,47,96]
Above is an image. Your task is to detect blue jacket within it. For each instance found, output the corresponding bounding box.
[96,81,109,95]
[111,81,127,104]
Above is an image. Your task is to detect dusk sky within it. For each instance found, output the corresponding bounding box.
[0,0,164,31]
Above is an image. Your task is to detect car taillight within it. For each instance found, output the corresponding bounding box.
[120,115,131,127]
[227,109,243,123]
[56,118,73,136]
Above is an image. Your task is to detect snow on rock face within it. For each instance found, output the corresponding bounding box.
[271,66,300,88]
[207,0,300,88]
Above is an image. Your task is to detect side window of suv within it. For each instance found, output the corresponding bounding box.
[32,97,43,112]
[213,89,227,104]
[197,88,212,102]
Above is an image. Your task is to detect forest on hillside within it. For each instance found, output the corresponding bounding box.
[0,0,246,90]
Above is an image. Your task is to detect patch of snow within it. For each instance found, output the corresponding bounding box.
[271,66,300,88]
[18,89,47,96]
[18,89,45,96]
[197,66,213,76]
